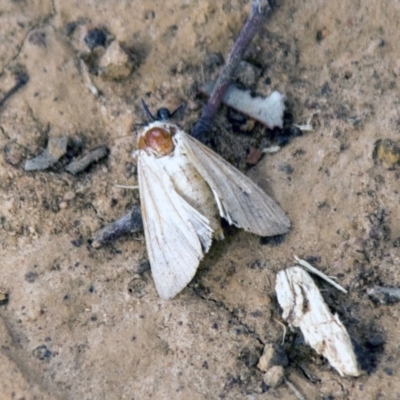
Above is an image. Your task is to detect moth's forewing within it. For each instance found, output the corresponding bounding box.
[137,145,212,299]
[181,132,291,236]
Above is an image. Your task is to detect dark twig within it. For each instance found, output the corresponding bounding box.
[65,145,109,175]
[0,72,29,109]
[93,206,143,244]
[191,0,273,142]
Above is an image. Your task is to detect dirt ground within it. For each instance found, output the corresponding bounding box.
[1,0,400,399]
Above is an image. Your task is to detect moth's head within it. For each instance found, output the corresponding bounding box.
[138,122,177,156]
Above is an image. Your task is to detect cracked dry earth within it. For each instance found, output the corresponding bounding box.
[1,1,400,399]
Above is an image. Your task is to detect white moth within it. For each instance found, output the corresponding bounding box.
[136,116,290,299]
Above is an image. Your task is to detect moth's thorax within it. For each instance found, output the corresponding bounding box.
[138,122,177,157]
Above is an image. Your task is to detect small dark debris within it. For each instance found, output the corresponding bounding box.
[373,139,400,168]
[393,237,400,247]
[367,286,400,304]
[316,28,330,42]
[32,344,52,361]
[137,259,151,274]
[25,271,38,283]
[258,343,289,371]
[92,206,143,244]
[304,255,321,264]
[246,147,263,165]
[299,364,320,383]
[64,21,78,36]
[366,333,385,348]
[25,137,68,171]
[321,82,332,95]
[71,237,84,247]
[144,10,155,20]
[28,30,47,47]
[0,71,29,109]
[279,126,302,146]
[202,361,209,369]
[352,339,378,373]
[250,310,262,318]
[204,52,224,71]
[278,163,294,175]
[384,367,393,376]
[65,145,109,175]
[234,60,261,87]
[88,285,95,293]
[84,28,107,50]
[260,234,286,246]
[0,292,9,306]
[227,107,248,125]
[266,125,302,147]
[249,260,263,269]
[3,142,26,166]
[283,111,294,126]
[239,346,261,368]
[127,275,148,299]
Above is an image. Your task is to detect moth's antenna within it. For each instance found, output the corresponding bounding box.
[170,103,185,118]
[141,98,156,121]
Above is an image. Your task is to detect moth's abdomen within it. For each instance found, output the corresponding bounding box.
[161,154,223,240]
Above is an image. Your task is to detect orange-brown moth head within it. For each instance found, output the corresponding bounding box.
[138,127,175,156]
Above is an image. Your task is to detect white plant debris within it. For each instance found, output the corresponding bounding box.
[275,267,361,377]
[293,110,320,132]
[202,81,285,129]
[80,59,99,97]
[294,255,348,294]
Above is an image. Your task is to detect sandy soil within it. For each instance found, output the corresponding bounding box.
[1,0,400,399]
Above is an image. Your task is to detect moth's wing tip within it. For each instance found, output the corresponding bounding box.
[155,280,189,300]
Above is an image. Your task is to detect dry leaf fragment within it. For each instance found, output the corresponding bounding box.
[275,267,361,377]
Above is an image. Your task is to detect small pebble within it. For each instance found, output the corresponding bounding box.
[32,344,52,361]
[263,365,285,388]
[316,27,331,42]
[63,191,76,201]
[3,142,26,166]
[0,291,9,306]
[246,147,263,165]
[373,139,400,168]
[28,30,47,47]
[99,41,135,80]
[84,28,107,50]
[127,275,148,299]
[257,343,288,372]
[367,286,400,304]
[59,201,68,210]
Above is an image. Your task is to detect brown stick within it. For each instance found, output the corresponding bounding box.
[191,0,273,142]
